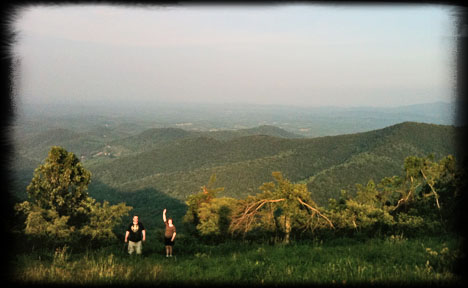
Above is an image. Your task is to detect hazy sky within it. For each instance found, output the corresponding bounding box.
[12,4,458,108]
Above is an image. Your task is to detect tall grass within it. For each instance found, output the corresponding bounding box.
[11,235,462,286]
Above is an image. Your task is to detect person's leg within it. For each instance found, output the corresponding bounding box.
[165,245,169,257]
[128,241,135,255]
[135,241,142,255]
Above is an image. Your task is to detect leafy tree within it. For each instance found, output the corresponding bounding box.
[327,182,394,236]
[26,146,92,226]
[392,154,460,234]
[78,199,132,242]
[15,201,74,239]
[15,146,132,244]
[392,155,454,217]
[229,172,333,243]
[196,197,237,237]
[183,174,225,234]
[327,154,458,237]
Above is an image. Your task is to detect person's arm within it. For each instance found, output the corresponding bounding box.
[125,230,129,243]
[163,208,167,223]
[171,232,176,242]
[142,229,146,242]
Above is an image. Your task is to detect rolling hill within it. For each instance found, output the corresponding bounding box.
[10,101,459,233]
[10,124,303,198]
[79,122,456,206]
[10,120,457,234]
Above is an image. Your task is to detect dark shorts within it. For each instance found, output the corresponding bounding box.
[164,237,174,246]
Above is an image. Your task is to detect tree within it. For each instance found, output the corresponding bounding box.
[392,155,454,216]
[229,172,333,243]
[26,146,92,225]
[196,197,237,237]
[15,146,132,244]
[183,174,225,234]
[327,155,458,237]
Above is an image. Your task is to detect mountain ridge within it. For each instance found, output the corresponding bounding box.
[11,120,456,207]
[80,121,456,206]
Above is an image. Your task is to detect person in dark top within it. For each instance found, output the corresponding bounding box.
[125,215,146,255]
[163,208,176,257]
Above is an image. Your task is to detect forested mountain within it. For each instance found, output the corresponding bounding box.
[89,122,454,206]
[10,124,303,198]
[105,125,303,156]
[11,97,457,211]
[11,121,453,208]
[14,128,107,161]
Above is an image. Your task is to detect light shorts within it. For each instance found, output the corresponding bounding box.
[128,240,142,255]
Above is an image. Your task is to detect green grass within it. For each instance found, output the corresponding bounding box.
[11,234,463,286]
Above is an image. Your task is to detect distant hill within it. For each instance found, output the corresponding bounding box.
[108,127,195,155]
[98,125,303,156]
[18,101,457,138]
[14,127,108,162]
[10,103,458,231]
[80,122,455,206]
[204,125,303,141]
[11,124,304,199]
[12,100,457,207]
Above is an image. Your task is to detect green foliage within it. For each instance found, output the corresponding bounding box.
[229,172,333,243]
[15,146,132,245]
[196,197,237,237]
[77,122,455,209]
[79,199,132,241]
[183,174,227,236]
[13,122,457,211]
[180,153,459,242]
[12,122,461,247]
[18,203,73,238]
[26,146,91,221]
[326,154,459,237]
[328,187,393,236]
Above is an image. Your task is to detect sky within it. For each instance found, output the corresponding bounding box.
[11,4,459,108]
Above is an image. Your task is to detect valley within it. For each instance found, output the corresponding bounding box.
[11,103,457,209]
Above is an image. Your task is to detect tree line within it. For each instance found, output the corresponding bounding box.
[183,154,461,243]
[13,146,462,249]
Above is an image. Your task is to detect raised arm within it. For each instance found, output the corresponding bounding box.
[163,208,167,223]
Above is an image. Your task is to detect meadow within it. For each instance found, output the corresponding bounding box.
[11,233,462,286]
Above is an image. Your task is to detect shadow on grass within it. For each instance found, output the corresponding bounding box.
[88,179,187,234]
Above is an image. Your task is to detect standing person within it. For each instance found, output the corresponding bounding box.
[163,208,176,257]
[125,215,146,255]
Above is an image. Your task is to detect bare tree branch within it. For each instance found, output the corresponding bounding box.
[392,176,422,212]
[297,197,334,229]
[420,169,441,209]
[229,198,285,234]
